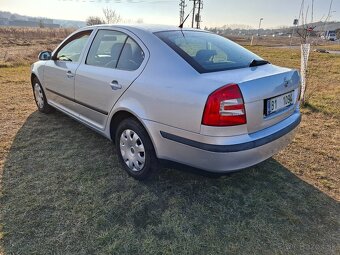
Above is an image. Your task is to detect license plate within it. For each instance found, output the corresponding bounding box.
[265,91,294,115]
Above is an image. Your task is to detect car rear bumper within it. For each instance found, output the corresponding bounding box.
[144,110,301,172]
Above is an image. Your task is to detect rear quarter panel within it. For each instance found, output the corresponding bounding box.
[111,30,213,134]
[110,30,300,137]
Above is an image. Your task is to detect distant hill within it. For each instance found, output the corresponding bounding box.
[305,21,340,32]
[207,21,340,37]
[0,10,86,28]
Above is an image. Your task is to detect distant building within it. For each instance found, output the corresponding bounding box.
[7,19,60,28]
[27,17,36,22]
[0,10,85,28]
[0,17,8,26]
[42,18,53,25]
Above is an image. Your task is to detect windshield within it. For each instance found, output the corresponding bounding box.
[155,30,264,73]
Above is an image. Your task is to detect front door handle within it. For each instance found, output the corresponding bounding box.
[66,70,74,78]
[110,80,122,90]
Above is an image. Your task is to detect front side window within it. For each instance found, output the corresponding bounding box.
[156,31,263,73]
[56,30,92,62]
[86,30,128,68]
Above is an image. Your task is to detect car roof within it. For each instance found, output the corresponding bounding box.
[85,24,204,33]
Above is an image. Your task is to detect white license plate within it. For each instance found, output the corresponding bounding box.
[266,91,294,115]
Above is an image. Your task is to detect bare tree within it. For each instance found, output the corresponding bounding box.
[102,7,121,24]
[86,16,105,26]
[39,19,45,28]
[294,0,311,104]
[336,28,340,39]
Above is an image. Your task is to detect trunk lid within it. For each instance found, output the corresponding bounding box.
[202,64,300,134]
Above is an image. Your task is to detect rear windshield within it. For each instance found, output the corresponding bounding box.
[155,30,262,73]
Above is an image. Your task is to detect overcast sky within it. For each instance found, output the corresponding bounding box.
[0,0,339,28]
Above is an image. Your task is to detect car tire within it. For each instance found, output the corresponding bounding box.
[32,77,54,114]
[115,118,157,180]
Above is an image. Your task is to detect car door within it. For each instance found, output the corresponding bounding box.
[43,30,93,113]
[74,29,148,130]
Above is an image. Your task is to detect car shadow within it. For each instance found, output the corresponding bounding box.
[1,111,339,254]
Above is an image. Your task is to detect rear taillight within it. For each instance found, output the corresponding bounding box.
[202,84,246,126]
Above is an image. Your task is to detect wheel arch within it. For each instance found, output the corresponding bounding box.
[31,73,38,87]
[109,110,137,142]
[109,110,159,157]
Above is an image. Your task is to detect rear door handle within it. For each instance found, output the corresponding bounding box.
[110,80,122,90]
[66,70,74,78]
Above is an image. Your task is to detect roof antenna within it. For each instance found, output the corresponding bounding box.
[179,8,193,29]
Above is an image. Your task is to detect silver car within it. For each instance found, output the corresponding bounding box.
[31,25,301,179]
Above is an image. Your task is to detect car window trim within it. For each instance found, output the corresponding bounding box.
[114,36,129,69]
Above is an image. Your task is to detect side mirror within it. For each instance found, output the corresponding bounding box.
[38,51,52,61]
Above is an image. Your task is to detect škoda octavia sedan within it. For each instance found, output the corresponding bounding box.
[31,25,301,179]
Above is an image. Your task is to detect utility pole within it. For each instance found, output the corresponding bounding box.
[196,0,203,29]
[179,0,186,25]
[311,0,314,23]
[190,0,197,28]
[258,18,263,36]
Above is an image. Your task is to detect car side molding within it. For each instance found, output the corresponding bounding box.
[46,88,109,115]
[160,115,301,153]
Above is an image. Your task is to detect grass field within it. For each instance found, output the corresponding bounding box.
[0,41,339,254]
[0,27,72,68]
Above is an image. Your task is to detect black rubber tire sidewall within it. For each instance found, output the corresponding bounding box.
[115,118,157,180]
[32,77,53,114]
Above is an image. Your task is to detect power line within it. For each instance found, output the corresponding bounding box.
[311,0,314,23]
[325,0,334,22]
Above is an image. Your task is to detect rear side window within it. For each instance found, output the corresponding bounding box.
[156,31,262,73]
[86,30,128,68]
[86,30,144,70]
[117,37,145,71]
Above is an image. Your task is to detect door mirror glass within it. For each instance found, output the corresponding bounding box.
[38,51,52,61]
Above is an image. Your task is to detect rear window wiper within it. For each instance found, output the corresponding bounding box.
[249,59,270,67]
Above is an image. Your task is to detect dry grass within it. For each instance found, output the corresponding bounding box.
[249,47,340,199]
[230,35,340,48]
[0,27,74,67]
[317,44,340,51]
[0,27,74,40]
[0,37,339,254]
